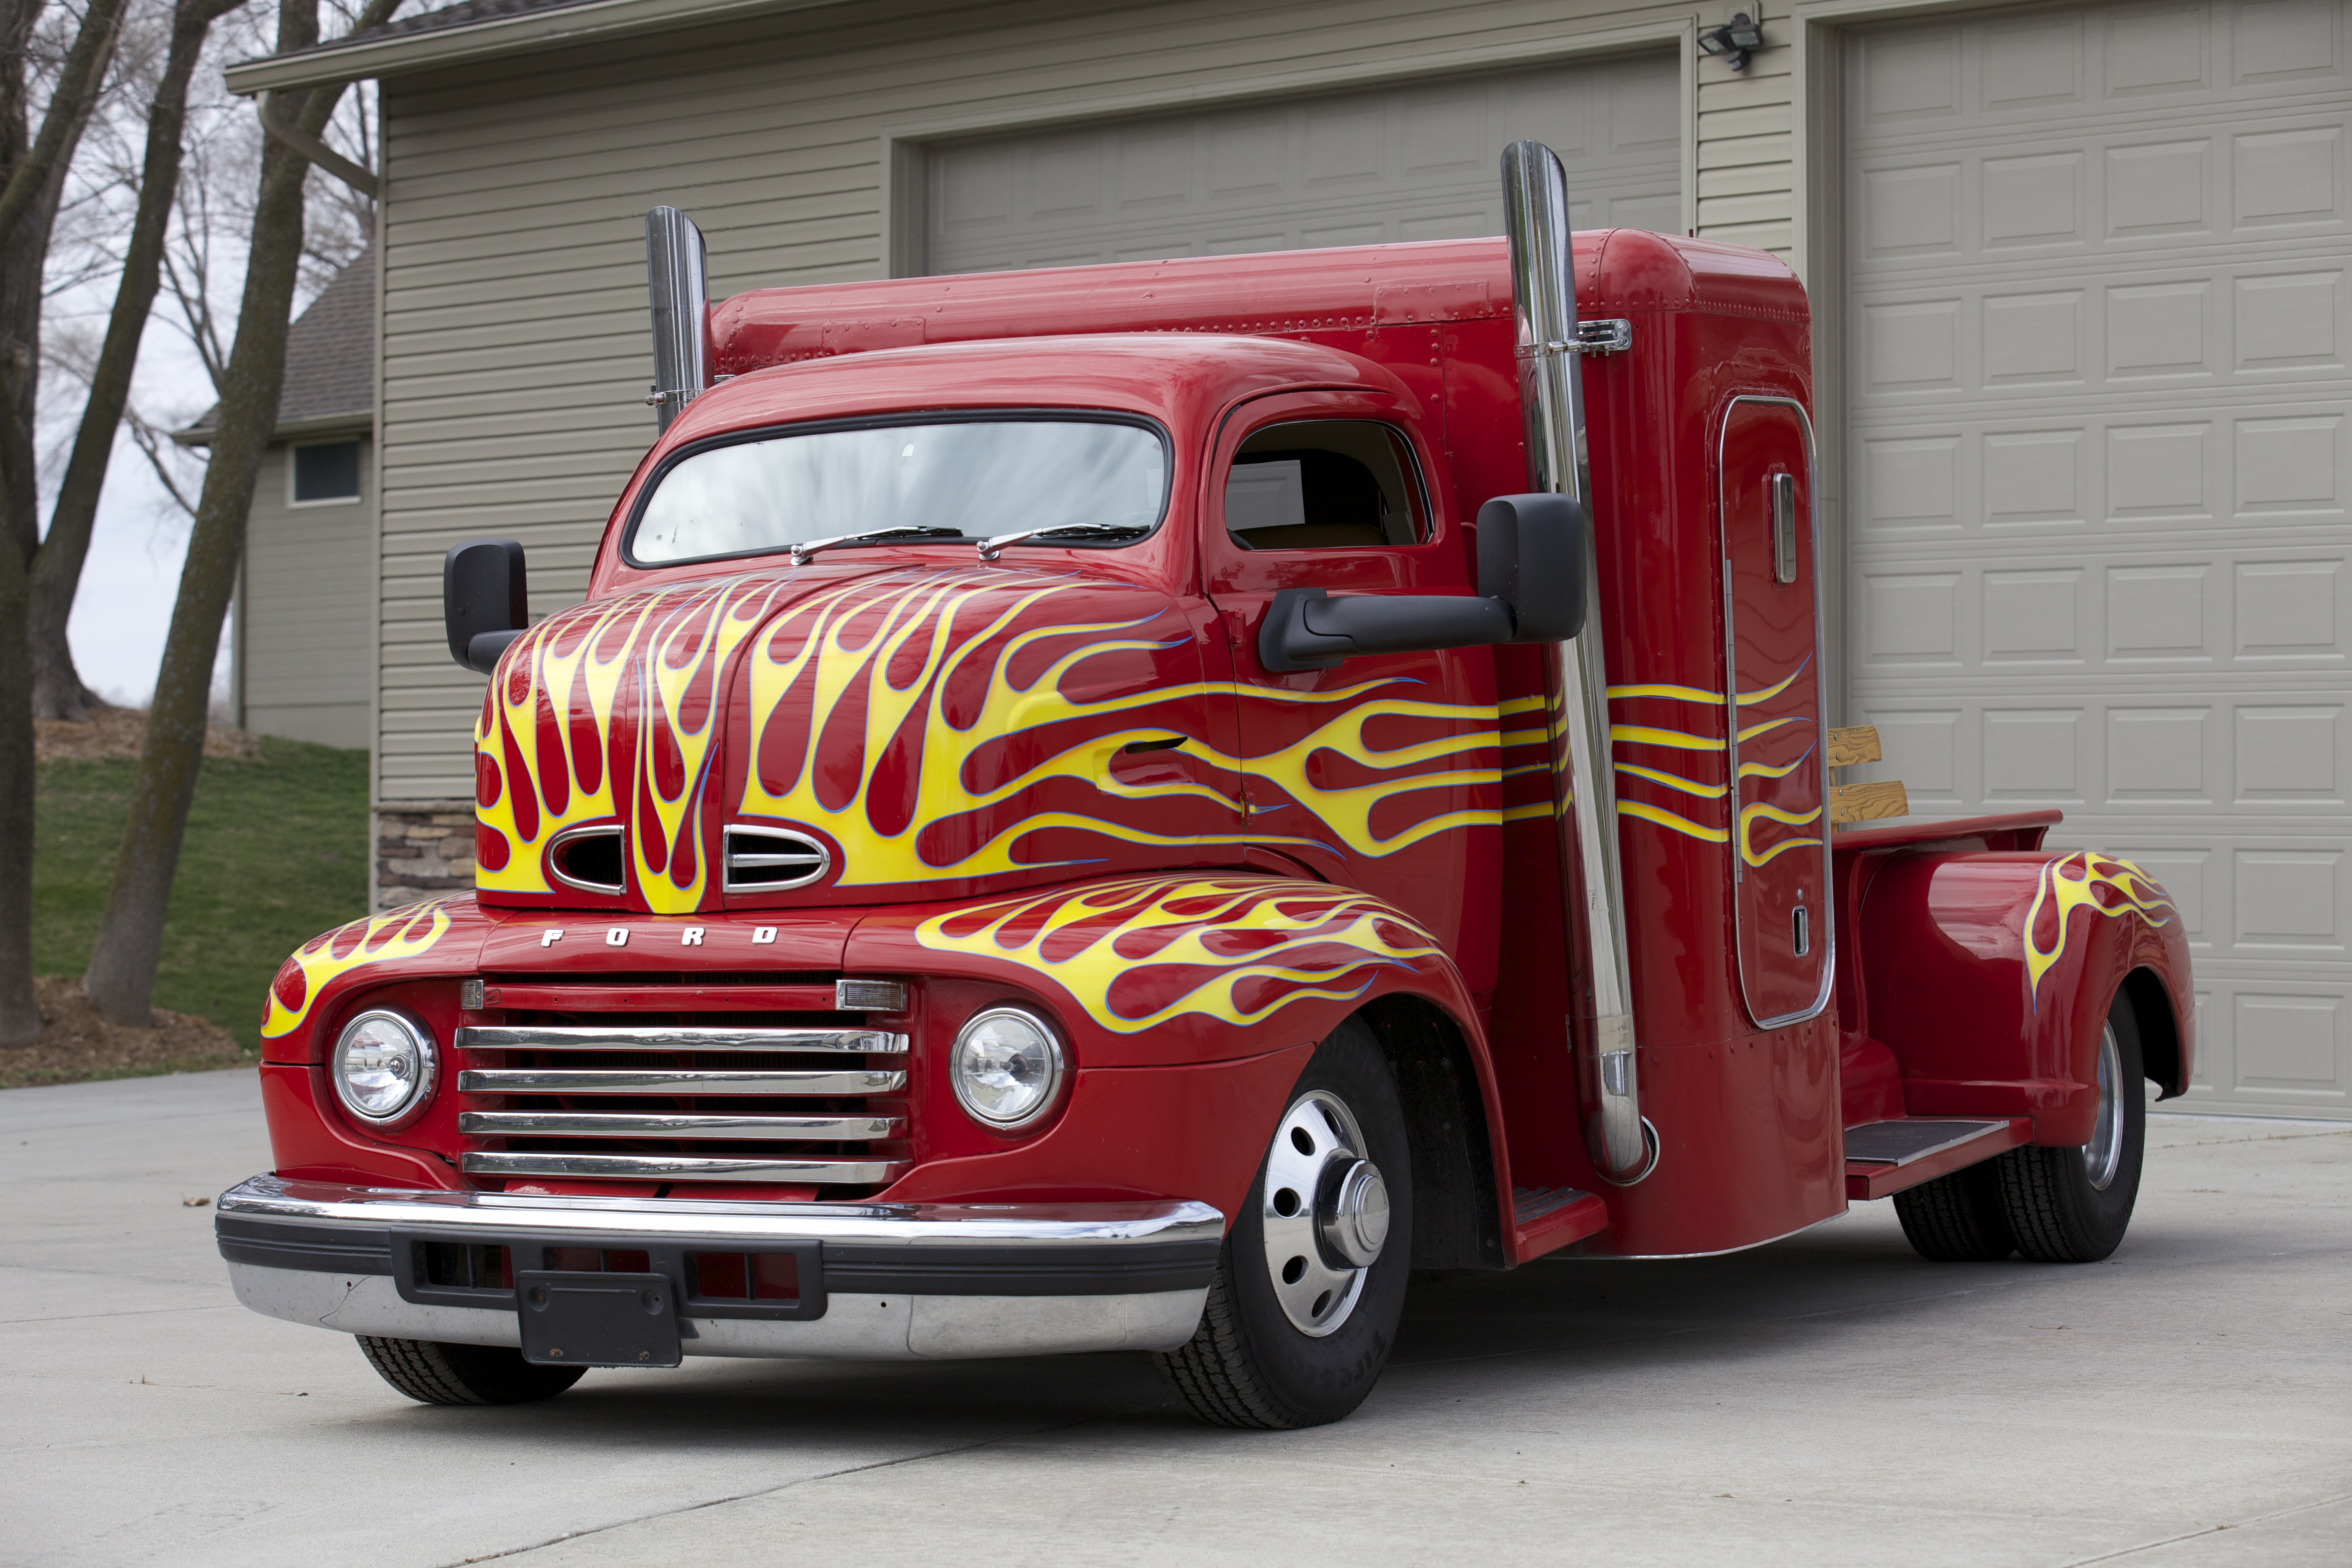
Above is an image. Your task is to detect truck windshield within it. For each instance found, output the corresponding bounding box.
[629,417,1168,565]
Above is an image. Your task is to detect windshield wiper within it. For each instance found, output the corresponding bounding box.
[789,525,967,565]
[975,521,1153,560]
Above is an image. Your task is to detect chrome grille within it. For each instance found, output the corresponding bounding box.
[453,1010,908,1187]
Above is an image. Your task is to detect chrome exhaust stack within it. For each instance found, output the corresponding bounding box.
[1501,140,1654,1186]
[645,206,709,432]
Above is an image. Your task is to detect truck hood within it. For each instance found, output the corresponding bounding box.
[473,562,1249,914]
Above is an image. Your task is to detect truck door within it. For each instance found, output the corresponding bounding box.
[1720,396,1830,1026]
[1199,389,1500,986]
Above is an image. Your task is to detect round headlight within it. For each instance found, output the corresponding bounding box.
[332,1008,436,1127]
[951,1007,1065,1130]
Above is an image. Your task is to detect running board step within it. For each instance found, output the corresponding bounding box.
[1510,1185,1609,1261]
[1844,1117,2033,1201]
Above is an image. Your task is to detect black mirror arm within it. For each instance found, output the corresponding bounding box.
[1259,588,1516,673]
[468,629,527,675]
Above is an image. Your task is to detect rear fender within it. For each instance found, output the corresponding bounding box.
[1849,849,2193,1142]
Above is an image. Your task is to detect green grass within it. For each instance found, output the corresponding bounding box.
[35,738,372,1051]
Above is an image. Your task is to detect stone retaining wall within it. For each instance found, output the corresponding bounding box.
[375,800,474,910]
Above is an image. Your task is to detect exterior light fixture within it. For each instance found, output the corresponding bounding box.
[1698,11,1765,70]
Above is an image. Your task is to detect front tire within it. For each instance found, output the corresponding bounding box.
[357,1336,587,1406]
[1995,993,2147,1263]
[1155,1018,1412,1429]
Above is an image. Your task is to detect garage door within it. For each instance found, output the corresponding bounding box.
[924,53,1681,274]
[1844,2,2352,1117]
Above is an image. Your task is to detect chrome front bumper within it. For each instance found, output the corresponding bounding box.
[216,1175,1221,1361]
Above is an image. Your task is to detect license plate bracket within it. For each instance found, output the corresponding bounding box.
[515,1270,681,1367]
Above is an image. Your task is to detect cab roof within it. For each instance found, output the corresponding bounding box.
[710,231,1807,378]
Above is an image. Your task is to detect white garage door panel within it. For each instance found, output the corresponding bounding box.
[927,54,1681,275]
[1846,0,2352,1117]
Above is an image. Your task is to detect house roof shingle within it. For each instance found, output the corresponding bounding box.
[181,247,375,441]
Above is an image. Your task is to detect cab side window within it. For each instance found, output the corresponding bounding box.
[1224,420,1429,550]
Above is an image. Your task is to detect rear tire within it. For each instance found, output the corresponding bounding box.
[356,1336,586,1406]
[1893,1160,2015,1261]
[1155,1018,1412,1429]
[1995,993,2146,1263]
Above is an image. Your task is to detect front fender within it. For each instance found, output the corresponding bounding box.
[852,872,1505,1231]
[1854,849,2193,1143]
[851,872,1483,1069]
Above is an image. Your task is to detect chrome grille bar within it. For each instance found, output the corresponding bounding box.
[462,1152,905,1184]
[459,1112,901,1140]
[457,1068,906,1097]
[456,1026,906,1054]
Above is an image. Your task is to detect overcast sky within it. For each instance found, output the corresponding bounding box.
[68,441,230,708]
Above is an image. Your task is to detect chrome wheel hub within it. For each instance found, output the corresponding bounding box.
[1260,1090,1385,1336]
[2083,1021,2123,1191]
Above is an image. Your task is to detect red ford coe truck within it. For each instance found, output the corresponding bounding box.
[216,143,2192,1429]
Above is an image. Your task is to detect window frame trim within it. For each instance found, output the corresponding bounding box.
[286,436,366,509]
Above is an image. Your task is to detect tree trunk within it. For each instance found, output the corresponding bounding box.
[0,0,116,1047]
[0,503,33,1046]
[81,0,400,1024]
[26,0,246,724]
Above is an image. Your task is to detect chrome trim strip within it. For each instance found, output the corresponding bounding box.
[216,1174,1225,1248]
[457,1068,907,1096]
[456,1026,907,1054]
[226,1264,1209,1359]
[1717,393,1836,1032]
[459,1153,905,1182]
[722,824,830,893]
[457,1112,902,1140]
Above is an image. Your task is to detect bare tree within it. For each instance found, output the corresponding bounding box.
[1,0,135,1045]
[113,0,377,550]
[25,0,248,725]
[82,0,400,1025]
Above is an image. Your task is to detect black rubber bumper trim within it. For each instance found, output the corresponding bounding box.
[216,1215,394,1275]
[217,1216,1217,1300]
[823,1242,1220,1297]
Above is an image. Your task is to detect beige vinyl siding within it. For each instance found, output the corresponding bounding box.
[1694,1,1794,254]
[241,438,374,750]
[374,0,1717,803]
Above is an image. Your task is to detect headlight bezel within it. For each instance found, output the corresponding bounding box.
[949,1005,1067,1132]
[329,1005,438,1130]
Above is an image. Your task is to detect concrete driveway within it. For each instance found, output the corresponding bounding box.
[3,1070,2344,1568]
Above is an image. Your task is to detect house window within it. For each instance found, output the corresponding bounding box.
[291,440,362,505]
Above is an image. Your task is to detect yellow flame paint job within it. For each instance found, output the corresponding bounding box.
[1618,762,1730,800]
[260,901,454,1040]
[1612,724,1719,752]
[1738,801,1823,867]
[1621,799,1732,843]
[735,571,1504,883]
[913,875,1444,1034]
[477,575,799,912]
[2024,851,2176,1005]
[740,572,1252,885]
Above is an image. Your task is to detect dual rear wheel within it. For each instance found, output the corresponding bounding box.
[1894,993,2147,1264]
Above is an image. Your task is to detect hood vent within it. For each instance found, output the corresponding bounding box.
[725,825,830,892]
[547,825,625,895]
